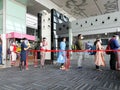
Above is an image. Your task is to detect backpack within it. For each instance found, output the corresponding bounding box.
[71,44,77,50]
[71,40,79,50]
[105,39,112,55]
[13,45,17,53]
[89,45,96,55]
[75,40,81,50]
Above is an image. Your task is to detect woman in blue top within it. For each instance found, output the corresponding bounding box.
[57,37,66,70]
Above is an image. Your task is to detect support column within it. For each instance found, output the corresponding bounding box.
[69,23,73,60]
[2,0,7,67]
[2,0,26,67]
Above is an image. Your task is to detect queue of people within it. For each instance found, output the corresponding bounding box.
[70,34,120,71]
[0,34,120,72]
[19,37,48,70]
[6,37,48,71]
[90,35,120,71]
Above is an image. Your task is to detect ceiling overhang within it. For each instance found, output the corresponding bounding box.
[50,0,119,19]
[15,0,36,6]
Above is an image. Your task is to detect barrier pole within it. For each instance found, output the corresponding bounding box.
[33,51,35,67]
[34,51,38,67]
[26,52,29,70]
[65,50,70,70]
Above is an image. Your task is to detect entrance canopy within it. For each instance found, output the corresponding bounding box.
[6,32,35,41]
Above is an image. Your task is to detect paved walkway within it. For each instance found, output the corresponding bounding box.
[0,56,120,90]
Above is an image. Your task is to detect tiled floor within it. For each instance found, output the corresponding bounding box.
[0,56,120,90]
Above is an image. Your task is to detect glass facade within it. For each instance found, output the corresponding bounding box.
[6,0,26,33]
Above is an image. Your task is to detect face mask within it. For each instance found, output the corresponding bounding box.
[81,36,84,39]
[116,36,119,40]
[99,40,102,43]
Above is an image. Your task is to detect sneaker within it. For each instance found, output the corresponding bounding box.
[97,69,103,71]
[19,65,22,71]
[117,68,120,71]
[78,66,82,69]
[41,65,45,69]
[26,68,29,70]
[60,66,65,70]
[34,65,38,68]
[60,67,66,70]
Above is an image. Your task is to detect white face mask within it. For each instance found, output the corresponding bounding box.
[12,42,15,45]
[116,36,119,40]
[20,40,23,42]
[81,36,84,39]
[99,40,102,43]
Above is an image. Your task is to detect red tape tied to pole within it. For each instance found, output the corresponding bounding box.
[26,49,120,70]
[29,49,120,52]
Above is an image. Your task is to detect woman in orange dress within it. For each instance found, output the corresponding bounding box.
[94,39,106,71]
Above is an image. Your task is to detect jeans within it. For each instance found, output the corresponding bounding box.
[0,54,2,64]
[110,52,117,70]
[77,52,84,67]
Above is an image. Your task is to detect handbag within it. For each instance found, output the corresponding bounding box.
[105,39,112,55]
[57,54,65,63]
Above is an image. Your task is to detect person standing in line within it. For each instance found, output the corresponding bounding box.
[40,37,48,68]
[94,39,105,71]
[0,41,3,65]
[10,42,17,66]
[93,37,101,70]
[109,35,120,70]
[76,34,84,69]
[57,37,66,70]
[20,38,30,70]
